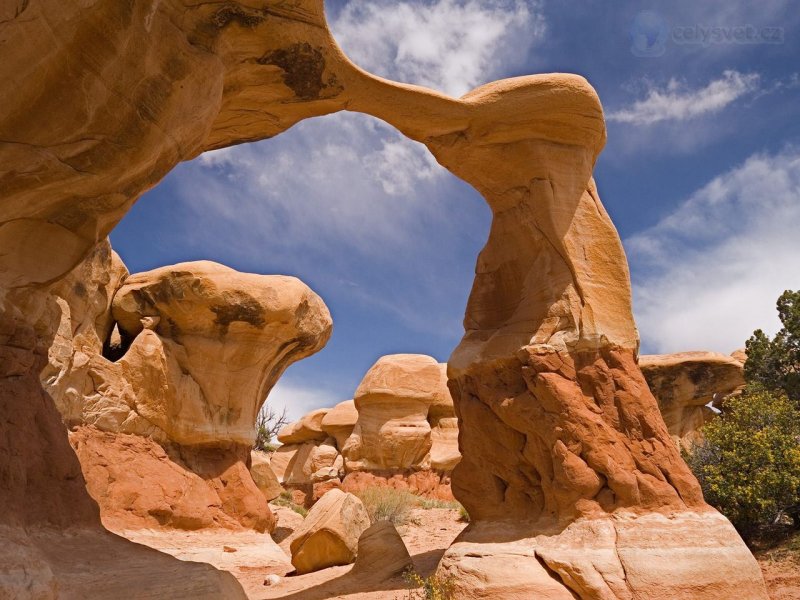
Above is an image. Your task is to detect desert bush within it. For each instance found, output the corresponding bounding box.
[353,487,416,527]
[272,490,308,517]
[745,289,800,404]
[404,567,456,600]
[686,388,800,539]
[457,504,470,522]
[254,404,289,452]
[416,498,462,510]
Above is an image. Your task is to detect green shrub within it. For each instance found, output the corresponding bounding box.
[352,487,416,527]
[745,290,800,404]
[457,504,470,523]
[404,567,456,600]
[271,490,308,517]
[686,388,800,539]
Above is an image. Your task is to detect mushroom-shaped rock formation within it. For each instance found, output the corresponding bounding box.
[342,354,448,471]
[112,261,332,445]
[640,351,746,448]
[0,0,767,596]
[289,489,370,575]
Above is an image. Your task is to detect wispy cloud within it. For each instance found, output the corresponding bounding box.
[264,377,342,423]
[608,70,760,125]
[332,0,544,96]
[627,147,800,354]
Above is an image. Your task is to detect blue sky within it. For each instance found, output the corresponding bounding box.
[111,0,800,420]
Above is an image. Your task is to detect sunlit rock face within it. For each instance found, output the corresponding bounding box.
[640,351,746,448]
[0,0,767,597]
[343,354,447,471]
[112,261,332,445]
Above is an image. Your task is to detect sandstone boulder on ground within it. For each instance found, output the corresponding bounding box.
[640,351,746,447]
[289,489,370,575]
[350,521,412,579]
[250,451,283,502]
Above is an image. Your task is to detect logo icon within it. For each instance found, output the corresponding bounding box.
[630,11,669,57]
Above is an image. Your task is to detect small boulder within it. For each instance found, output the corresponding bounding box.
[250,450,283,502]
[289,489,370,574]
[351,521,412,579]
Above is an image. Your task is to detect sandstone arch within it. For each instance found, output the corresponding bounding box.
[0,0,767,598]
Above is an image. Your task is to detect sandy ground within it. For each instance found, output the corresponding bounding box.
[123,506,466,599]
[122,507,800,599]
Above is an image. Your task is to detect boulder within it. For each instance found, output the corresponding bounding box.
[277,408,330,444]
[640,351,746,447]
[351,521,412,578]
[270,439,340,486]
[321,400,359,449]
[250,451,283,502]
[289,489,370,574]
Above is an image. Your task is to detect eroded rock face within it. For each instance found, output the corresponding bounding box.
[112,262,332,445]
[0,0,767,597]
[289,489,370,575]
[72,427,274,532]
[321,399,359,450]
[278,408,330,444]
[342,354,449,471]
[640,351,745,447]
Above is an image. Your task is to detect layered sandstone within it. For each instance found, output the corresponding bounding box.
[640,351,746,447]
[0,1,767,597]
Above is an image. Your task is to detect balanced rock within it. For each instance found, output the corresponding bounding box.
[351,521,412,579]
[277,408,330,444]
[112,262,332,445]
[250,451,283,502]
[342,354,448,471]
[321,400,359,449]
[289,489,370,574]
[640,351,746,447]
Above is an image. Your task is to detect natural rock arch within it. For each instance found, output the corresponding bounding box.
[0,0,768,598]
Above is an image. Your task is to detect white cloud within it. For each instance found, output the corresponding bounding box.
[331,0,544,96]
[608,70,760,125]
[264,378,342,424]
[627,147,800,354]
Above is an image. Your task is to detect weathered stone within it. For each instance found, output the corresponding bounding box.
[278,408,330,445]
[321,400,359,450]
[112,262,332,446]
[351,521,413,578]
[251,450,284,502]
[289,489,370,574]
